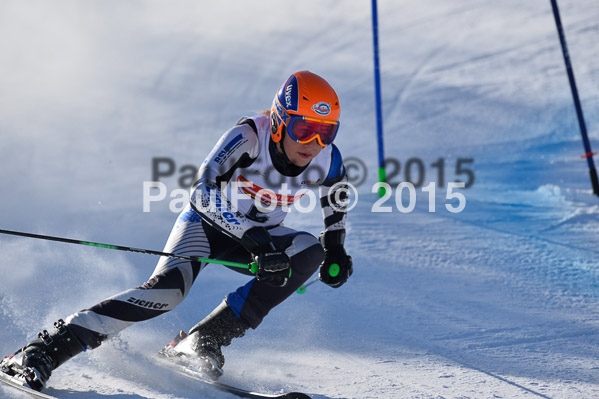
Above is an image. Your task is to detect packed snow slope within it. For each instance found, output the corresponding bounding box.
[1,0,599,398]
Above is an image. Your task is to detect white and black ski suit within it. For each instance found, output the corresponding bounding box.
[64,114,348,348]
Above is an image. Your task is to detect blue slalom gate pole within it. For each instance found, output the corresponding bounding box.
[550,0,599,196]
[371,0,386,196]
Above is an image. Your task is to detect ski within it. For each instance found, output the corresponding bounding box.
[2,363,310,399]
[174,366,311,399]
[156,356,311,399]
[0,371,58,399]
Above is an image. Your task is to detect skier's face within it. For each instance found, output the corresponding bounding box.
[281,133,323,167]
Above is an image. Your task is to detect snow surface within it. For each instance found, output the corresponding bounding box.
[1,0,599,398]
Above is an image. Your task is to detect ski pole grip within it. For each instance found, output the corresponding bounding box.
[249,261,259,274]
[328,263,340,277]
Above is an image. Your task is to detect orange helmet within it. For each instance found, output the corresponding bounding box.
[270,71,340,147]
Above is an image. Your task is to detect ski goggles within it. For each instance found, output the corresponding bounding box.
[286,115,340,147]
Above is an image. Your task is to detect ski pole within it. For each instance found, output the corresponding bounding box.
[296,263,339,294]
[296,277,319,294]
[0,228,258,274]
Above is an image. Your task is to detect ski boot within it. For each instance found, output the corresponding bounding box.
[160,300,249,380]
[0,319,85,391]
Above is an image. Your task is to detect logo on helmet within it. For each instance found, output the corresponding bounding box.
[275,101,289,124]
[312,102,331,116]
[285,84,294,108]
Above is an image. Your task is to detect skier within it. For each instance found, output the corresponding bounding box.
[0,70,353,392]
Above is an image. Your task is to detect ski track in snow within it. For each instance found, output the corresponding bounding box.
[2,0,599,398]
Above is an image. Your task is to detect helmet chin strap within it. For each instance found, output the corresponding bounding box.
[270,112,293,165]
